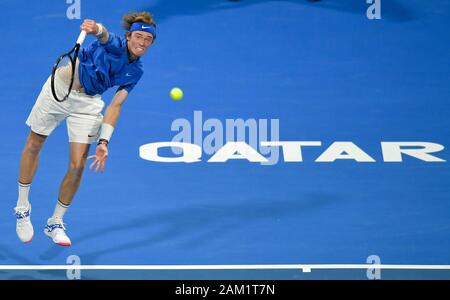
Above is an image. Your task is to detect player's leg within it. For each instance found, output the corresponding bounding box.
[45,142,90,246]
[58,142,91,207]
[16,76,66,243]
[18,130,47,187]
[15,130,48,242]
[44,91,104,246]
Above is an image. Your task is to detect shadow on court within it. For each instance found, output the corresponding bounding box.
[68,193,339,264]
[0,242,64,279]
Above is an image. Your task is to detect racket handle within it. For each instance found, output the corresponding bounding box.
[76,30,87,45]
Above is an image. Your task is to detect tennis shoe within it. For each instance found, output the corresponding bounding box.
[44,217,72,246]
[15,204,34,243]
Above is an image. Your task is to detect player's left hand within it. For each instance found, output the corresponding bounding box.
[88,144,108,173]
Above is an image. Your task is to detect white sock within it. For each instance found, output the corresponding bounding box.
[17,182,31,208]
[52,200,69,220]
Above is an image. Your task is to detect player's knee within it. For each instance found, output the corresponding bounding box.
[68,162,85,177]
[25,139,44,156]
[25,131,47,155]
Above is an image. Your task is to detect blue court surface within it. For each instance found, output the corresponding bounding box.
[0,0,449,279]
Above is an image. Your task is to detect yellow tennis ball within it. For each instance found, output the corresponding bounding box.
[170,87,183,101]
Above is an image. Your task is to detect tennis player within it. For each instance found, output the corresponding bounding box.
[15,12,156,246]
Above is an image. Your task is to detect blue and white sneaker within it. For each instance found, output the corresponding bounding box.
[15,204,34,243]
[44,217,72,246]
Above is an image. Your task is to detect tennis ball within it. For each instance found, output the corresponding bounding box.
[170,87,183,101]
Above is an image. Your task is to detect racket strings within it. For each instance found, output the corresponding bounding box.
[51,35,83,102]
[52,53,76,101]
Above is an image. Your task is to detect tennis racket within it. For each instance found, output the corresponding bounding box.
[50,31,87,102]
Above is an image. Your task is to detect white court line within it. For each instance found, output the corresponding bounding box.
[0,264,449,271]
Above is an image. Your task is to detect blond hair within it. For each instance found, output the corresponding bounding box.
[122,11,156,30]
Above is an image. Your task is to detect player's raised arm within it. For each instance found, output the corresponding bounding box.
[80,19,109,44]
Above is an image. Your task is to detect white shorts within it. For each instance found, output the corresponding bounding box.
[26,76,105,144]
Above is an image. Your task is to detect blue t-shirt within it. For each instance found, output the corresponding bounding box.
[78,32,143,96]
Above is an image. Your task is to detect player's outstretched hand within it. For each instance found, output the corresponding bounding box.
[80,19,100,35]
[88,144,108,173]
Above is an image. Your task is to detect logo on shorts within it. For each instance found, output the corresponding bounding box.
[88,134,96,137]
